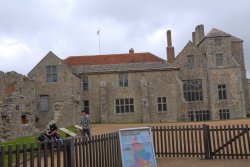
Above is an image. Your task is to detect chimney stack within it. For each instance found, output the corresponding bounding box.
[192,32,196,44]
[166,30,175,63]
[194,24,205,45]
[129,48,134,54]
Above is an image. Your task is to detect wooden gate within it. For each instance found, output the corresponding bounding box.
[209,125,250,159]
[152,124,250,159]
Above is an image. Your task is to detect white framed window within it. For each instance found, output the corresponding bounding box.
[157,97,167,112]
[82,76,88,91]
[40,95,49,111]
[195,110,210,121]
[187,110,210,121]
[216,54,223,66]
[188,111,194,121]
[119,73,128,87]
[187,55,195,69]
[219,109,230,119]
[183,80,203,102]
[218,84,227,100]
[115,98,134,113]
[46,66,57,82]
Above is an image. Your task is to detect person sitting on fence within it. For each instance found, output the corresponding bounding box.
[80,110,91,139]
[46,123,63,145]
[47,124,59,138]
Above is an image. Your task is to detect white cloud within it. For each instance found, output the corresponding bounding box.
[146,30,164,44]
[0,37,31,59]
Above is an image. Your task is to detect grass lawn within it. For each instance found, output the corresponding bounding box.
[0,125,77,166]
[1,125,77,148]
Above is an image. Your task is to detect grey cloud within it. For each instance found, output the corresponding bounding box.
[0,0,250,76]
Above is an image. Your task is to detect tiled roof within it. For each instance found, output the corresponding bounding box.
[64,52,166,66]
[206,28,231,37]
[203,28,243,43]
[72,62,178,74]
[230,35,243,42]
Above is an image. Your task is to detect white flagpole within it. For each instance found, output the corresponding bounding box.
[97,30,101,54]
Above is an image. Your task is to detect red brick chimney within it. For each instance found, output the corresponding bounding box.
[129,48,134,54]
[166,30,175,63]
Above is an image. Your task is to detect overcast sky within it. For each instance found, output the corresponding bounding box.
[0,0,250,76]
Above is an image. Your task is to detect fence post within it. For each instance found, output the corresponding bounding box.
[117,132,123,167]
[67,137,75,167]
[203,124,211,159]
[0,145,5,167]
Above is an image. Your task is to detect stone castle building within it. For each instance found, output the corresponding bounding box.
[0,24,249,140]
[174,25,248,121]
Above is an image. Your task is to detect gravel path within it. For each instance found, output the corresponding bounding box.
[19,157,250,167]
[156,158,250,167]
[90,118,250,135]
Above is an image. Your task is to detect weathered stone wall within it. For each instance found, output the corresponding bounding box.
[0,71,37,141]
[174,31,247,120]
[201,35,246,119]
[174,42,209,120]
[28,52,82,128]
[248,80,250,115]
[208,68,245,119]
[231,41,250,115]
[79,69,179,123]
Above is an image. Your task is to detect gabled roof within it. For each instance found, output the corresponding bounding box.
[175,41,203,61]
[28,51,62,76]
[206,28,243,42]
[64,52,166,66]
[28,51,77,77]
[206,28,231,37]
[230,35,243,42]
[198,28,243,45]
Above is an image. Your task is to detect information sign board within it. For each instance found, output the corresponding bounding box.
[118,127,157,167]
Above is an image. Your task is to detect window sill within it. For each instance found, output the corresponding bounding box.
[157,111,168,116]
[218,99,228,102]
[185,101,204,103]
[47,81,58,83]
[115,112,135,114]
